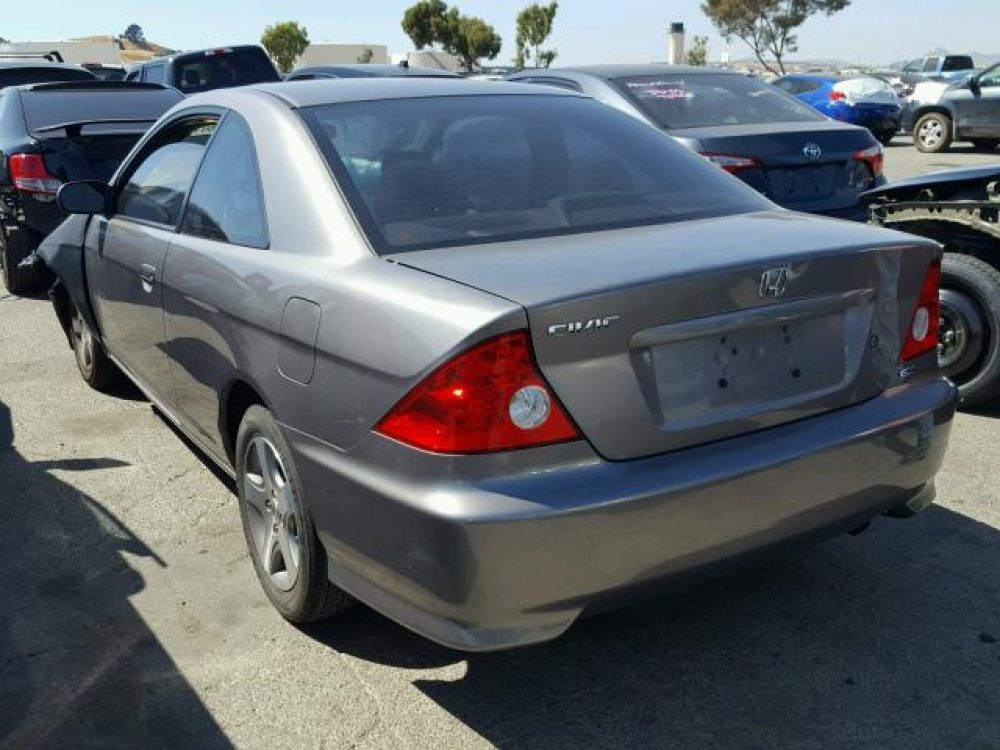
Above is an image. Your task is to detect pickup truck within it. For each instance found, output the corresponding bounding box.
[899,55,976,87]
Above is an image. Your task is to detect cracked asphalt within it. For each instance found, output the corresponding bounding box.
[1,141,998,750]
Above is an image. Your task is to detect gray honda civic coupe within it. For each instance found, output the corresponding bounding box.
[42,79,956,651]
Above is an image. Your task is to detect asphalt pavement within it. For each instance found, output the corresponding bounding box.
[1,141,998,750]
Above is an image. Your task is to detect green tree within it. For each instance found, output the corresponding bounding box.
[447,14,502,71]
[686,35,709,65]
[122,24,146,45]
[356,47,375,63]
[260,20,310,74]
[515,2,558,69]
[401,2,501,71]
[701,0,850,74]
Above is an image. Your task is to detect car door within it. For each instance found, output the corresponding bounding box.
[162,112,270,450]
[87,115,218,399]
[968,65,1000,136]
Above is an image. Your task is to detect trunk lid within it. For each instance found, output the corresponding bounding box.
[393,210,938,460]
[670,121,878,212]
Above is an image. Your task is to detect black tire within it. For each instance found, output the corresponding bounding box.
[970,139,1000,151]
[913,112,953,153]
[69,303,122,391]
[235,405,353,623]
[876,130,896,146]
[0,227,44,295]
[938,253,1000,407]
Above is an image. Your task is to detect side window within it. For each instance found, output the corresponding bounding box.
[979,66,1000,88]
[771,79,796,94]
[799,80,824,94]
[181,115,268,248]
[922,57,940,73]
[125,69,140,82]
[116,118,217,226]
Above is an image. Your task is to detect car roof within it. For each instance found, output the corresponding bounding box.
[523,64,743,79]
[291,64,458,78]
[17,80,172,93]
[0,60,91,72]
[248,78,577,108]
[142,44,267,64]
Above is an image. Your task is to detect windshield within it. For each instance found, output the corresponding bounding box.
[173,49,279,93]
[22,89,181,133]
[612,73,825,130]
[301,94,771,254]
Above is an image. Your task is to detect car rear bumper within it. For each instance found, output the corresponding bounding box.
[287,377,956,651]
[847,105,901,131]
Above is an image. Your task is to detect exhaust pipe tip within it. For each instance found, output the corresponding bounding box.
[885,482,936,519]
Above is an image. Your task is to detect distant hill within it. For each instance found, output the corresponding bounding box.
[732,49,1000,72]
[887,48,1000,69]
[71,34,175,63]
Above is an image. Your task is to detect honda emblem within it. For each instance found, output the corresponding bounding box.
[759,267,789,298]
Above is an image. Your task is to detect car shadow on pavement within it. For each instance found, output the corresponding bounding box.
[0,399,232,750]
[307,506,1000,749]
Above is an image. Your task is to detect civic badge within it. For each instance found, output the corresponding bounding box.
[759,267,789,298]
[802,142,823,161]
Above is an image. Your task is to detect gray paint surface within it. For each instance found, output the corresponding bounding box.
[45,80,956,650]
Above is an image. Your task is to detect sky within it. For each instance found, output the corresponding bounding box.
[3,0,999,67]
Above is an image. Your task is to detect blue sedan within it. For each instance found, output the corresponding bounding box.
[774,75,901,145]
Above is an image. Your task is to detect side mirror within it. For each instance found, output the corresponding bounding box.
[969,77,981,94]
[57,181,108,215]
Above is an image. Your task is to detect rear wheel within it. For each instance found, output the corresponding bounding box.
[970,139,999,151]
[914,113,953,153]
[938,253,1000,406]
[70,304,122,391]
[235,406,353,623]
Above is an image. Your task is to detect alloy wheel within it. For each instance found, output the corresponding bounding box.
[70,308,95,377]
[917,119,944,150]
[243,436,303,592]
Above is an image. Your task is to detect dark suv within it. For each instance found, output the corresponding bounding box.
[125,45,280,93]
[0,81,182,292]
[905,62,1000,153]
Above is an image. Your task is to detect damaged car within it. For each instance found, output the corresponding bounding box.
[867,165,1000,406]
[41,80,955,650]
[0,80,183,292]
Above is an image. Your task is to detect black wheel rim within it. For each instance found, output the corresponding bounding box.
[938,288,986,383]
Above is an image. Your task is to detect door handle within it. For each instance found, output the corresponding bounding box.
[138,264,156,291]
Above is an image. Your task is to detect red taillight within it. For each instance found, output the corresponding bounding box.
[854,143,884,179]
[376,330,581,453]
[901,259,941,361]
[829,90,847,101]
[10,154,61,195]
[700,152,762,174]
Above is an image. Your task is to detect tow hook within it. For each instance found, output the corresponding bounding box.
[17,251,43,270]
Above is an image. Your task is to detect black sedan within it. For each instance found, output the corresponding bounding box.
[0,80,183,292]
[509,65,886,220]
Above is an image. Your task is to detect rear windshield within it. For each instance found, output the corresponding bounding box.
[173,49,279,93]
[612,73,824,130]
[301,94,771,254]
[22,89,182,133]
[0,67,94,88]
[942,56,974,72]
[86,67,127,82]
